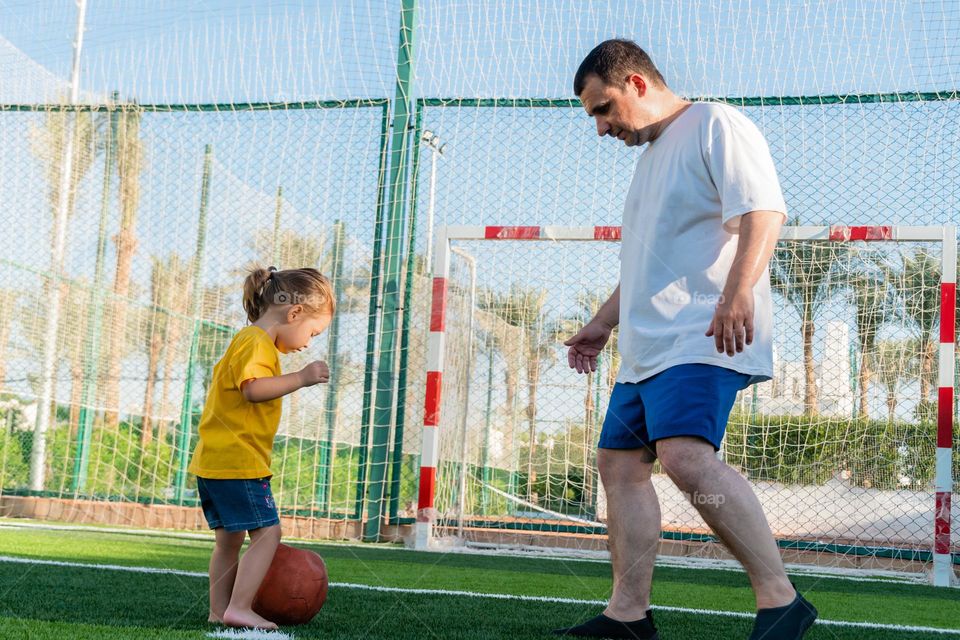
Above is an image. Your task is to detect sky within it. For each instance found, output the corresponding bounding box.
[2,0,959,103]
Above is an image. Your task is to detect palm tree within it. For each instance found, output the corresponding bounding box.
[770,222,848,415]
[141,253,191,445]
[873,339,919,423]
[552,290,612,510]
[29,108,99,227]
[252,227,329,274]
[477,285,556,501]
[141,260,164,444]
[27,106,100,483]
[849,265,892,419]
[20,280,91,437]
[886,249,941,404]
[104,103,145,429]
[157,260,194,443]
[0,290,18,388]
[195,284,238,393]
[472,299,525,502]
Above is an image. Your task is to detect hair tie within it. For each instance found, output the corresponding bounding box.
[259,267,278,296]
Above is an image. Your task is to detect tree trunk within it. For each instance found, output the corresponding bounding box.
[886,389,897,423]
[802,317,818,416]
[502,363,520,487]
[142,324,163,446]
[503,367,518,413]
[104,227,138,429]
[919,338,934,402]
[104,112,142,430]
[158,317,184,444]
[0,293,13,387]
[857,343,871,419]
[525,353,541,503]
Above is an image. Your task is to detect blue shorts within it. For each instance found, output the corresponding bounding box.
[196,476,280,532]
[598,363,752,453]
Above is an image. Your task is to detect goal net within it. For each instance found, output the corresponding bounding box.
[412,224,956,587]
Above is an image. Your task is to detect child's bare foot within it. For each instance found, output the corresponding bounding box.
[207,613,223,624]
[222,607,278,630]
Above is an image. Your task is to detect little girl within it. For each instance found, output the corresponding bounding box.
[187,265,335,630]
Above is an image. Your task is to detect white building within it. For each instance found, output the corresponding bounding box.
[755,321,854,417]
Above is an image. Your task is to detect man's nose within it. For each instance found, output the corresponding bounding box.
[596,118,610,137]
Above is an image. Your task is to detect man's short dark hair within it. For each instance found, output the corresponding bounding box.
[574,39,666,96]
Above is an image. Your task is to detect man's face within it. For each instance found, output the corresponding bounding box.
[578,73,654,147]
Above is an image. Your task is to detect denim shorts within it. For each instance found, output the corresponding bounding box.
[196,476,280,532]
[598,363,754,453]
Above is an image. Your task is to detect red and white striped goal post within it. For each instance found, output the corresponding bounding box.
[414,224,956,587]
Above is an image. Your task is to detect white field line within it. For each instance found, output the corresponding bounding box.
[0,555,958,636]
[0,519,926,585]
[205,629,293,640]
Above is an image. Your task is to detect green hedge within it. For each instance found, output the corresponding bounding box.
[1,409,955,512]
[724,413,945,491]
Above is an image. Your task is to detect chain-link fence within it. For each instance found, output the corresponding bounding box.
[1,0,958,578]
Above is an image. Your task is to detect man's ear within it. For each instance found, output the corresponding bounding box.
[627,73,647,98]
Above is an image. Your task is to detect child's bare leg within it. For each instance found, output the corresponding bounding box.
[209,528,245,623]
[223,524,281,629]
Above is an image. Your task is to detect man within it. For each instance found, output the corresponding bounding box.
[558,40,818,640]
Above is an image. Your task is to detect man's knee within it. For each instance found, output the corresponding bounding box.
[657,438,715,492]
[598,447,655,489]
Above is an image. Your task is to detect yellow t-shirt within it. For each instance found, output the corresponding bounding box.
[187,326,282,479]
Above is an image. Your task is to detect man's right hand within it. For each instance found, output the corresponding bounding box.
[563,321,613,374]
[298,360,330,387]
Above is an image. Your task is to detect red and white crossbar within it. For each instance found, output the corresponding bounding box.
[414,224,956,587]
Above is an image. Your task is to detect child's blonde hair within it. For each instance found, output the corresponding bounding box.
[242,265,335,323]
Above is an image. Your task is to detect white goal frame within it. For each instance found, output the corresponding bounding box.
[414,224,956,587]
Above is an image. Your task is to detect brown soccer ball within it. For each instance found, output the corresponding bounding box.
[252,543,328,625]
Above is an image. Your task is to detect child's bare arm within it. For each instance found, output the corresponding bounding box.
[241,361,329,403]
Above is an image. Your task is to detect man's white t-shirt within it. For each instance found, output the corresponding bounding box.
[617,102,787,384]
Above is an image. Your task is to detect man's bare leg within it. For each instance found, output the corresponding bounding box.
[657,436,794,609]
[599,447,660,621]
[553,447,661,638]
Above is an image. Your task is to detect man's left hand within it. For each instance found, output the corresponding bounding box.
[705,286,754,357]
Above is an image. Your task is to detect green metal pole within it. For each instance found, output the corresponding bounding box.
[317,220,346,512]
[387,101,424,522]
[353,101,392,520]
[73,91,120,493]
[174,144,213,504]
[364,0,417,542]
